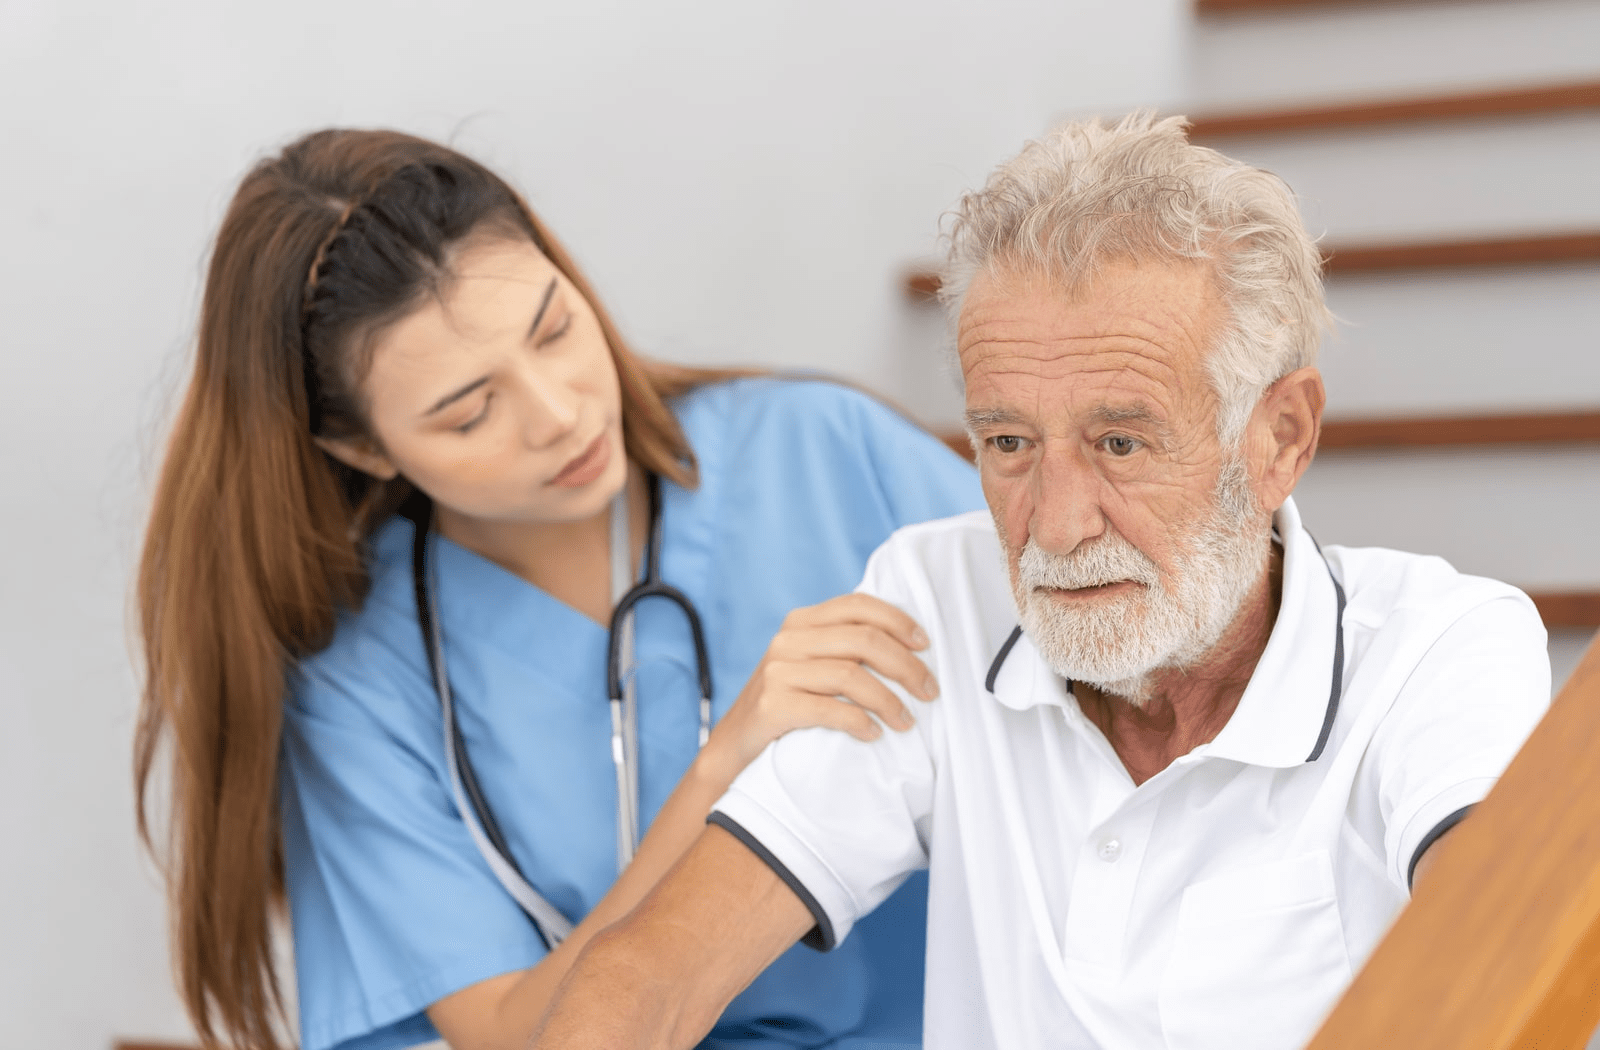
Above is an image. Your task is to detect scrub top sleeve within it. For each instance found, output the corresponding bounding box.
[280,661,546,1050]
[712,540,938,951]
[844,387,985,527]
[1369,594,1551,891]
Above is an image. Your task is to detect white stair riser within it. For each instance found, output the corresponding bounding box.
[1202,115,1600,243]
[1318,265,1600,417]
[1295,446,1600,588]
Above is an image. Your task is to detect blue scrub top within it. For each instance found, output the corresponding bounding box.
[280,378,984,1050]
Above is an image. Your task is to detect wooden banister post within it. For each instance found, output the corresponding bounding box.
[1303,633,1600,1048]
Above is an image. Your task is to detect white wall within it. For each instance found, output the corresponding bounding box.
[0,1,1185,1045]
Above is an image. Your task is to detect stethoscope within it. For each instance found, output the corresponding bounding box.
[409,472,712,949]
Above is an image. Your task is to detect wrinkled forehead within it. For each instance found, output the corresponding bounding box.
[957,260,1224,414]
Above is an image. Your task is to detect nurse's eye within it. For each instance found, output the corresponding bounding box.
[536,314,572,348]
[989,435,1026,455]
[454,396,492,434]
[1101,434,1141,457]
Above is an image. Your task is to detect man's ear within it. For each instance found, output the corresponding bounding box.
[1250,366,1324,511]
[314,434,399,481]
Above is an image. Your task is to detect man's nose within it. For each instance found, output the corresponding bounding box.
[1029,442,1107,555]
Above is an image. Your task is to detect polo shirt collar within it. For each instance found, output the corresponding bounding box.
[1202,496,1344,767]
[984,496,1345,769]
[986,624,1072,714]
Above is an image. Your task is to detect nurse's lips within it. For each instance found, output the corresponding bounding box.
[549,433,610,488]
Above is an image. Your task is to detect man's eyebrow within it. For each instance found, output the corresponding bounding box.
[1090,403,1166,428]
[964,408,1027,432]
[525,276,558,341]
[1091,403,1176,452]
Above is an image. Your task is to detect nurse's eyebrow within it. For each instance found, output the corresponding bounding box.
[422,278,560,417]
[525,276,558,341]
[424,376,490,416]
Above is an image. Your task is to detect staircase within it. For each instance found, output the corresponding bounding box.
[913,0,1600,693]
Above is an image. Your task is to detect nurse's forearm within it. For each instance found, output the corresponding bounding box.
[529,825,816,1049]
[427,749,746,1050]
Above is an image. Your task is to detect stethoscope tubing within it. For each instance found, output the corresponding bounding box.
[408,473,713,943]
[606,475,714,707]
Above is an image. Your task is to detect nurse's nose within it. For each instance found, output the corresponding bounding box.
[1029,440,1108,556]
[518,371,581,448]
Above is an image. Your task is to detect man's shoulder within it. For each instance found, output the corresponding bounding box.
[875,510,1001,571]
[865,511,1019,660]
[1325,543,1541,636]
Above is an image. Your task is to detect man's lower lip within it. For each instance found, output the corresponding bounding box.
[1043,581,1137,597]
[550,434,609,487]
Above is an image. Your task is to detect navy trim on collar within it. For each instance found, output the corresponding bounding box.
[985,625,1024,693]
[1305,538,1347,763]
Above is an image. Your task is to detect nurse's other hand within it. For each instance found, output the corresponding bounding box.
[706,594,936,778]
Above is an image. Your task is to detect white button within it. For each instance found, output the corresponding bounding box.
[1098,838,1122,862]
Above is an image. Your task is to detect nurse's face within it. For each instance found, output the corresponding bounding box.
[322,235,627,527]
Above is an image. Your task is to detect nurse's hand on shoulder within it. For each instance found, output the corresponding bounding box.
[704,594,937,779]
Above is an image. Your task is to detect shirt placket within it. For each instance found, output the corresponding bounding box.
[1061,761,1159,975]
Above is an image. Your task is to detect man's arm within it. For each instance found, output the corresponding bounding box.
[528,824,816,1049]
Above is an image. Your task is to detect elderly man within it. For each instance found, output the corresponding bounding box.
[530,114,1550,1049]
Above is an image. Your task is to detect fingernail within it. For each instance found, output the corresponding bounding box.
[922,675,939,700]
[895,708,915,730]
[867,722,884,739]
[911,627,929,648]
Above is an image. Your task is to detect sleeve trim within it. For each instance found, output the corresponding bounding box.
[707,811,837,952]
[1407,804,1475,890]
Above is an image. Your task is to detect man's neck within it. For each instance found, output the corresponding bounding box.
[1077,542,1284,786]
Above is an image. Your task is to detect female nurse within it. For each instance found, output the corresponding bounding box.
[134,128,981,1050]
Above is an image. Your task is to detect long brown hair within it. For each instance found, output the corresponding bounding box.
[134,128,738,1050]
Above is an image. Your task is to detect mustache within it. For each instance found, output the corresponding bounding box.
[1017,533,1160,592]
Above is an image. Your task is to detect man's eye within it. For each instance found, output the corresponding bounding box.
[1103,435,1139,456]
[990,435,1024,454]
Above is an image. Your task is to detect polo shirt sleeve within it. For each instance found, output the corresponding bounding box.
[1367,593,1551,890]
[280,643,546,1050]
[710,538,938,951]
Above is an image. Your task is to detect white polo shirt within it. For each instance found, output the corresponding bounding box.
[711,498,1550,1050]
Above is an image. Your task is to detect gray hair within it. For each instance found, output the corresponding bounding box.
[942,111,1331,446]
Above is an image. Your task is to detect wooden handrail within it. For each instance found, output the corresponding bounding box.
[1186,80,1600,139]
[904,232,1600,299]
[905,271,943,300]
[1304,631,1600,1047]
[1198,0,1496,14]
[1324,232,1600,275]
[937,411,1600,459]
[1317,410,1600,449]
[1528,593,1600,631]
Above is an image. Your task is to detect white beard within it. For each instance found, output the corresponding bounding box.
[1006,455,1270,705]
